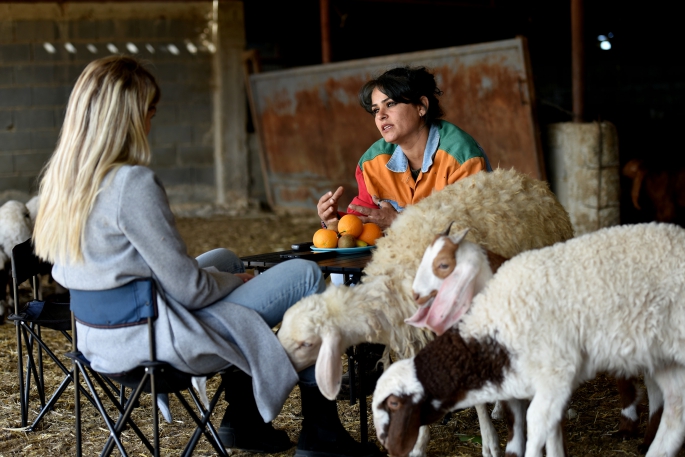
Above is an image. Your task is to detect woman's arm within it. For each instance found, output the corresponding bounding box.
[119,167,243,309]
[347,165,398,229]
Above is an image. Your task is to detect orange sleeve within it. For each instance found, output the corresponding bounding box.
[447,157,487,184]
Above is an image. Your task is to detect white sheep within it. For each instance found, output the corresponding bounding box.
[373,222,685,457]
[278,168,574,457]
[409,224,661,451]
[0,200,34,321]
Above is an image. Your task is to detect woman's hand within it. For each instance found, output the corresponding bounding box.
[235,273,254,283]
[317,186,344,225]
[348,196,397,230]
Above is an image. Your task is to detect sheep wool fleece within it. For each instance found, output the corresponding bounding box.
[462,222,685,388]
[51,165,298,422]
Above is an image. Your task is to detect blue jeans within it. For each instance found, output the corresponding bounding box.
[195,248,320,385]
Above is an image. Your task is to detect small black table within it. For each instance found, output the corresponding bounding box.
[241,249,372,282]
[241,248,374,442]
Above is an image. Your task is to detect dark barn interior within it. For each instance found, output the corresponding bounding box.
[243,0,684,224]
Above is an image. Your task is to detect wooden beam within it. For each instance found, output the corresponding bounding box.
[320,0,332,63]
[571,0,585,123]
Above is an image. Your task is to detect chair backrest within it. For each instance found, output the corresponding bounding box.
[11,238,51,287]
[70,278,159,361]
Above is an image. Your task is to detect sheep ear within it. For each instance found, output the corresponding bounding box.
[439,221,454,237]
[315,326,343,400]
[426,259,478,335]
[449,227,469,245]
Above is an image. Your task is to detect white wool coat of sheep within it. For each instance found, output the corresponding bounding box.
[373,223,685,457]
[0,200,34,319]
[278,169,573,457]
[279,169,573,378]
[0,200,32,266]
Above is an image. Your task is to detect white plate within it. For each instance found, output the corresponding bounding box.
[311,246,375,254]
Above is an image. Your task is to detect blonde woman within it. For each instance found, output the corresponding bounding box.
[34,56,379,457]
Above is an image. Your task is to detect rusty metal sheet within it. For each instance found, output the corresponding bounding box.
[248,37,543,212]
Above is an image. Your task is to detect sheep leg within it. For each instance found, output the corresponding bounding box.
[639,373,664,454]
[614,376,643,439]
[503,399,527,457]
[408,425,430,457]
[476,403,502,457]
[644,367,685,457]
[544,422,566,457]
[523,388,571,457]
[491,400,505,420]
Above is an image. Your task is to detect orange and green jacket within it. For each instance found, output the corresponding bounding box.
[346,120,490,215]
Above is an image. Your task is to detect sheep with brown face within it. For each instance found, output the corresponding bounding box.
[374,223,685,457]
[410,224,663,453]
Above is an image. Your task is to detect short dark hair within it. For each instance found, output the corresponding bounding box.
[358,66,444,125]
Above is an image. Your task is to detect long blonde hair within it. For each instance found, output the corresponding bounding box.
[34,56,160,263]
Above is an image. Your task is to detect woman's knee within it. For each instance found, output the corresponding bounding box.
[268,259,326,296]
[289,259,325,294]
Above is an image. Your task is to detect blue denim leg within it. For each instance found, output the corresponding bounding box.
[195,252,324,384]
[196,248,245,273]
[219,259,325,328]
[298,365,317,385]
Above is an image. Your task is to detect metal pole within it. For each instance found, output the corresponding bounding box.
[320,0,332,63]
[571,0,585,122]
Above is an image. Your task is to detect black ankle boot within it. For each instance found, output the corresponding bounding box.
[218,369,293,453]
[296,383,381,457]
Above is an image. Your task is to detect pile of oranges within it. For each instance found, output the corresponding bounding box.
[313,214,383,249]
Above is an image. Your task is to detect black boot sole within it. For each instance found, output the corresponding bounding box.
[218,429,294,453]
[294,446,380,457]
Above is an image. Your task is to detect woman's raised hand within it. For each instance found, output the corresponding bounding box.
[317,186,344,225]
[348,195,397,230]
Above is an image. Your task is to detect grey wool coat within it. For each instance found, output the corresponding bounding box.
[52,165,298,422]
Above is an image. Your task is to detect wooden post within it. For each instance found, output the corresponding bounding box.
[571,0,584,123]
[320,0,332,63]
[213,1,249,207]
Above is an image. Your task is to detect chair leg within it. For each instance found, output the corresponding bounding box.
[37,326,45,404]
[89,375,153,454]
[178,381,229,457]
[29,374,71,431]
[15,320,27,427]
[105,382,151,457]
[150,368,160,457]
[74,358,82,457]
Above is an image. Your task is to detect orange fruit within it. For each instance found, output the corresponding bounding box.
[313,229,338,248]
[338,214,363,238]
[358,222,383,246]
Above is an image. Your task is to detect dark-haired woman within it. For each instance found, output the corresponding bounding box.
[317,66,491,230]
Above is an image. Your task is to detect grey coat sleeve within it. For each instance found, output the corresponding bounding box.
[117,166,243,309]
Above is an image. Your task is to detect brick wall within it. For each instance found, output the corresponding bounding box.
[0,2,242,208]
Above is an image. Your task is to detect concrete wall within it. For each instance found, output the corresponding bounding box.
[0,2,253,213]
[547,122,620,235]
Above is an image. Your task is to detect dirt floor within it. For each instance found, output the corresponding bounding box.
[0,213,681,456]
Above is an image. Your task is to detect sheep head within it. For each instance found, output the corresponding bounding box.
[407,227,479,335]
[279,286,359,399]
[372,358,434,457]
[279,283,391,399]
[279,294,329,372]
[0,200,33,259]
